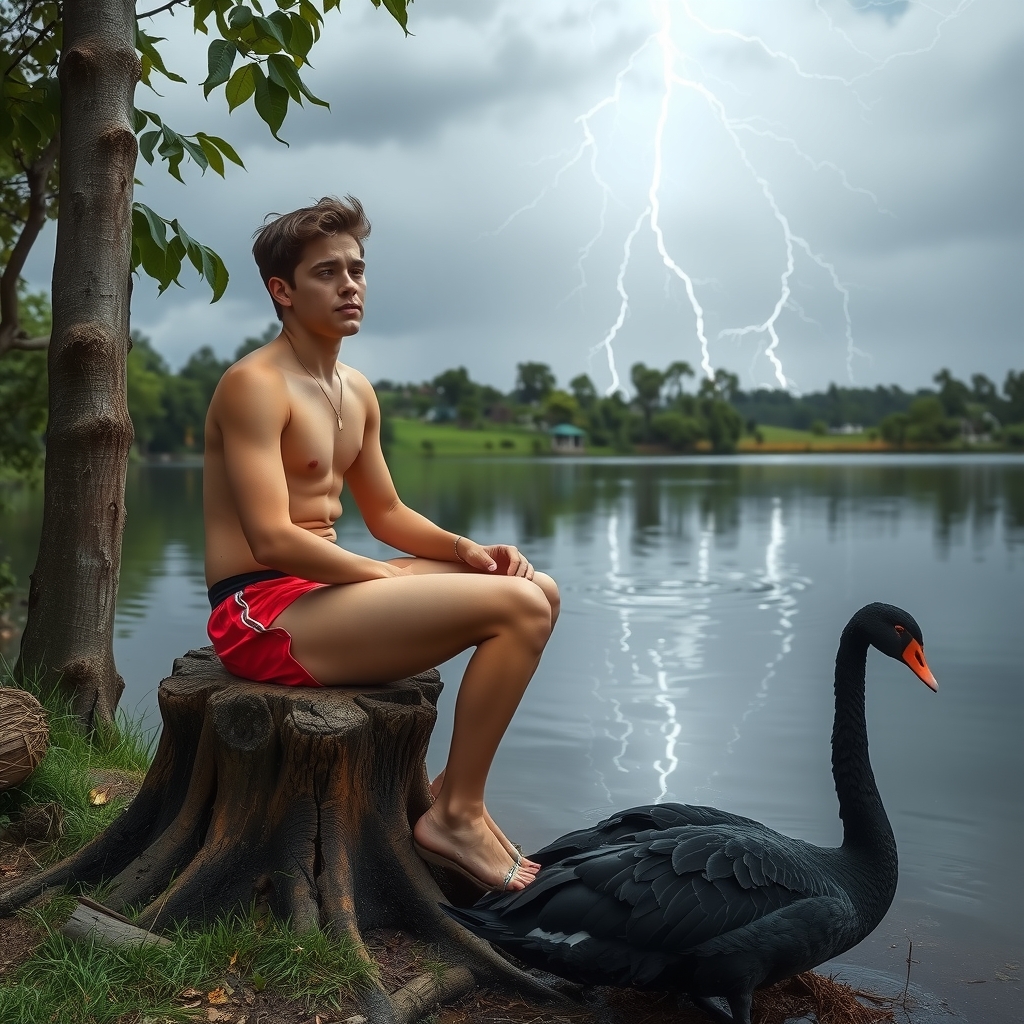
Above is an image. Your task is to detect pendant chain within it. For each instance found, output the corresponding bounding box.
[284,330,343,430]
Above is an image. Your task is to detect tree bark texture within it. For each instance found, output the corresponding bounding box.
[0,651,560,1018]
[16,0,141,727]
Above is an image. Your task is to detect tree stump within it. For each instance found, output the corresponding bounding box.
[0,649,559,1020]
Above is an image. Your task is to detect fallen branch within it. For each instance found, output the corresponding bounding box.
[345,966,475,1024]
[60,896,172,947]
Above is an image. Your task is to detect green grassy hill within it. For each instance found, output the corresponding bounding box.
[388,418,547,457]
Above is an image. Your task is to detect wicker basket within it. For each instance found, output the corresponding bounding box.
[0,687,49,792]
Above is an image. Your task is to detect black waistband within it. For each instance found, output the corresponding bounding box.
[208,570,286,609]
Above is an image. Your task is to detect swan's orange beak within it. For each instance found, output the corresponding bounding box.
[902,638,938,691]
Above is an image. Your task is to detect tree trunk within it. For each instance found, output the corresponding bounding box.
[0,651,561,1019]
[15,0,140,728]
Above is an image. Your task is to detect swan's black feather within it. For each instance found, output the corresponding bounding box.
[530,802,762,865]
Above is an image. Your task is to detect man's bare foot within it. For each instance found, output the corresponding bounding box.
[413,805,532,892]
[429,771,541,874]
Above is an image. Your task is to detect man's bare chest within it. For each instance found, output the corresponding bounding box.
[280,398,365,490]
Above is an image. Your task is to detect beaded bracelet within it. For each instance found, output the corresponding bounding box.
[454,535,468,563]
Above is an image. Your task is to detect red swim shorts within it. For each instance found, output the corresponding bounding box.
[207,572,328,687]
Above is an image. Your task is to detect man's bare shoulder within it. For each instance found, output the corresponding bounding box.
[341,365,379,410]
[211,343,290,427]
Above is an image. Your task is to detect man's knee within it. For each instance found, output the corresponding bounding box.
[532,572,560,624]
[501,576,552,648]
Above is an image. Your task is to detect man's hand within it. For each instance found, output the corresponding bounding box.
[458,541,534,580]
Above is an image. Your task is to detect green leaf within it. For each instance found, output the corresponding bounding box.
[254,15,286,49]
[298,0,323,29]
[196,134,226,176]
[171,219,203,273]
[288,13,314,59]
[162,235,186,292]
[228,4,254,29]
[207,249,230,302]
[266,53,302,103]
[252,66,289,142]
[158,127,186,182]
[138,108,163,127]
[21,100,57,144]
[225,64,257,111]
[203,39,238,97]
[132,204,172,287]
[132,108,148,133]
[139,129,161,165]
[379,0,409,32]
[203,134,245,168]
[132,204,230,301]
[135,26,188,84]
[179,135,210,172]
[268,52,328,109]
[193,0,217,33]
[295,70,329,109]
[267,9,293,46]
[133,203,169,253]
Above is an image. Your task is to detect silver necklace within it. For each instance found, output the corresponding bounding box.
[284,331,343,430]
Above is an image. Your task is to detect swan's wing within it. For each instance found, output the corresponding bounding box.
[483,823,843,955]
[532,803,762,865]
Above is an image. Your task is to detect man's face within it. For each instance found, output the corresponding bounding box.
[269,232,366,339]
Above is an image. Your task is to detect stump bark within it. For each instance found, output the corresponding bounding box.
[0,649,558,1018]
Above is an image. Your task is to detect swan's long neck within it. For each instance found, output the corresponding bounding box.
[832,626,896,871]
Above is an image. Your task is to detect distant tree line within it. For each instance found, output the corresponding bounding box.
[125,326,276,455]
[376,360,746,452]
[2,295,1022,478]
[731,368,1024,447]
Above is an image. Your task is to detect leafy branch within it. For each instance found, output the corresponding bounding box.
[0,0,412,333]
[132,202,230,301]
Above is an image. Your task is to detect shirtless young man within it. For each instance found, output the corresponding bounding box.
[203,197,557,892]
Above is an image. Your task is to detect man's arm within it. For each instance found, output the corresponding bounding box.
[345,373,535,578]
[215,363,404,584]
[345,374,472,563]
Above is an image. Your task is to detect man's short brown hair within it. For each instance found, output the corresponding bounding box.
[252,196,371,319]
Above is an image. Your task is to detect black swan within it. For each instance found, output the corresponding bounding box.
[443,603,938,1024]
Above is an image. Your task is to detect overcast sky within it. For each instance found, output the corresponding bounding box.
[28,0,1024,395]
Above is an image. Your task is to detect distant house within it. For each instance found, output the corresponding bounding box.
[424,405,457,423]
[549,423,587,454]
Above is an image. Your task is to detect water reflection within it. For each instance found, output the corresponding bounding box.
[0,456,1021,968]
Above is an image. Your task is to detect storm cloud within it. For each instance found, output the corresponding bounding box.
[24,0,1023,393]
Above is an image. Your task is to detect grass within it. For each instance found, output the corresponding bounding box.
[0,666,375,1023]
[738,425,886,451]
[389,418,552,457]
[0,659,155,861]
[385,417,893,458]
[0,900,375,1024]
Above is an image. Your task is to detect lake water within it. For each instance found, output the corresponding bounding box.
[2,454,1022,1022]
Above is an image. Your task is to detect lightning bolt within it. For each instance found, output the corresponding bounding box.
[816,0,978,83]
[649,2,714,381]
[590,208,650,397]
[490,0,975,393]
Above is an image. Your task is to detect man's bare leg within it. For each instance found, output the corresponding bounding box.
[391,557,557,873]
[273,571,553,890]
[427,768,539,874]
